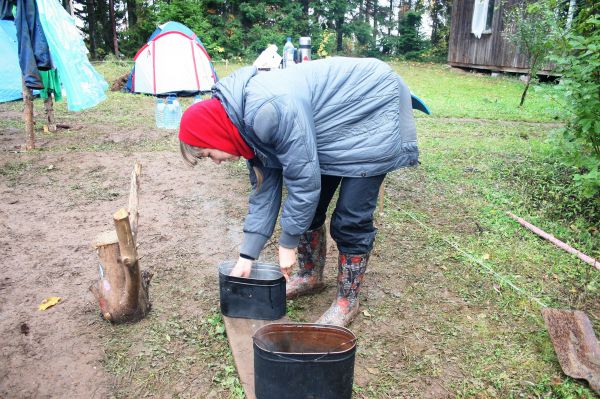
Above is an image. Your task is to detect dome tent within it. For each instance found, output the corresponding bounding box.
[0,20,22,103]
[126,21,218,96]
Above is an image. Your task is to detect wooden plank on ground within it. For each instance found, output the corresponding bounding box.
[223,316,288,399]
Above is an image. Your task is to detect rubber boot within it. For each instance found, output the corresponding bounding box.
[316,253,369,327]
[286,225,327,299]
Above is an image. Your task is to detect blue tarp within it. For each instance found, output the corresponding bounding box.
[0,20,23,103]
[37,0,107,111]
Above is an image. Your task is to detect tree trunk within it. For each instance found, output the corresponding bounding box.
[127,0,137,27]
[22,80,35,150]
[89,162,152,323]
[389,0,394,35]
[519,75,531,106]
[336,16,344,51]
[372,1,378,41]
[109,0,119,56]
[87,0,97,58]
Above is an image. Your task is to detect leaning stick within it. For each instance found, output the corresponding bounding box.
[128,162,142,239]
[507,212,599,271]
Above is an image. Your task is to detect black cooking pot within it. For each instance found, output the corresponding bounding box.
[218,261,286,320]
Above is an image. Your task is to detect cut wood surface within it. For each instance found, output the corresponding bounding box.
[223,316,289,399]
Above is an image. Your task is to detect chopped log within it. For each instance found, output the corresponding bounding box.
[89,163,152,323]
[44,96,57,132]
[22,80,35,150]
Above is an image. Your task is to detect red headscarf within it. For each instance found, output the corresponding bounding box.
[178,98,255,160]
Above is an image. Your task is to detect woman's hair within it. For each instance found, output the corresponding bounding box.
[179,140,263,190]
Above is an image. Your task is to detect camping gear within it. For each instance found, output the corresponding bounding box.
[125,21,218,96]
[282,37,295,68]
[317,252,369,327]
[0,20,22,103]
[253,44,282,71]
[297,37,311,63]
[542,308,600,393]
[286,224,327,299]
[253,323,357,399]
[219,261,286,320]
[154,98,165,128]
[163,95,182,130]
[36,0,107,111]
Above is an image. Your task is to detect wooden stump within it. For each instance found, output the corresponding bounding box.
[89,162,152,323]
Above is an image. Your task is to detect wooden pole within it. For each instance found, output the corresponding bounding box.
[22,80,35,150]
[43,96,57,132]
[507,212,599,271]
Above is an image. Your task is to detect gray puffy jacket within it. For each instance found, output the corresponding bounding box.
[212,57,418,259]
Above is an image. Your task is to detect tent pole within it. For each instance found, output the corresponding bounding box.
[22,79,35,150]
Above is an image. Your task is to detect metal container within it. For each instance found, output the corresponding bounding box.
[253,323,357,399]
[219,261,286,320]
[297,36,311,63]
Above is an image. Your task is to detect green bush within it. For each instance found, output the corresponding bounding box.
[551,2,600,199]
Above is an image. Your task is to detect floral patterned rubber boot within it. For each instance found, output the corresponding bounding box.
[286,225,327,299]
[316,253,369,327]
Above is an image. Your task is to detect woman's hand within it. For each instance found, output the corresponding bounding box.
[229,257,253,278]
[278,246,297,281]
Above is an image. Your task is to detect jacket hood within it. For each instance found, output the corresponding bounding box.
[211,66,258,130]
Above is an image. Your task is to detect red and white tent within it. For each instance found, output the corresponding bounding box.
[126,22,218,95]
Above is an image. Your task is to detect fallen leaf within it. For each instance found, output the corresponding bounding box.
[482,253,490,260]
[366,367,380,375]
[38,297,62,311]
[363,310,372,317]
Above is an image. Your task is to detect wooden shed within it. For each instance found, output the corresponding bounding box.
[447,0,554,74]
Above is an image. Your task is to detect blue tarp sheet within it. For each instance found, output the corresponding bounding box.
[0,20,23,103]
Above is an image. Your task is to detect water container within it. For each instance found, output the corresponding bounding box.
[282,37,295,69]
[253,323,357,399]
[173,98,182,129]
[164,96,177,130]
[155,98,165,128]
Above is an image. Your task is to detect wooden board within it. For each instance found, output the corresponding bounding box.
[223,316,288,399]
